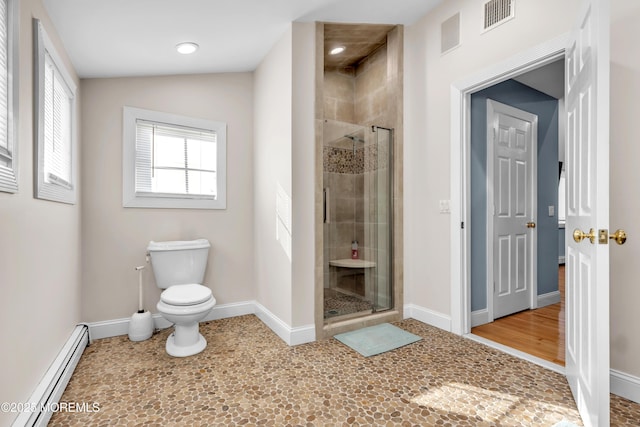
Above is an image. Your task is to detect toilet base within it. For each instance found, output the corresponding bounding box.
[166,332,207,357]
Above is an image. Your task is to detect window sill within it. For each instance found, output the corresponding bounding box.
[123,194,226,210]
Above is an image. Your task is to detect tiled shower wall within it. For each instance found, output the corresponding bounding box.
[324,44,389,127]
[323,33,393,300]
[323,161,365,293]
[355,45,389,127]
[323,142,390,299]
[317,23,403,334]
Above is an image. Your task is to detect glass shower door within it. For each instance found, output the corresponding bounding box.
[368,126,393,312]
[322,120,393,320]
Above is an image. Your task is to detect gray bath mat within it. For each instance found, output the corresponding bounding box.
[334,323,421,357]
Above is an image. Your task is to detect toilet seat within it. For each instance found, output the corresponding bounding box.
[157,295,216,317]
[161,284,212,306]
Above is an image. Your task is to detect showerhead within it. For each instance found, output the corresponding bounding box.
[344,133,364,155]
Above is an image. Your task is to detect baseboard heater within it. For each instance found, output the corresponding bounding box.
[11,324,89,427]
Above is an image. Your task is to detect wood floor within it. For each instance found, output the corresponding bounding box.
[472,265,565,366]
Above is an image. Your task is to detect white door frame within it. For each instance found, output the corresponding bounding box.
[486,100,538,321]
[450,33,569,336]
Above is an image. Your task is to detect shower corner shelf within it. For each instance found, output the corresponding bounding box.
[329,259,376,269]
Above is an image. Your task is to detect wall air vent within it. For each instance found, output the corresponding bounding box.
[483,0,515,32]
[441,13,460,54]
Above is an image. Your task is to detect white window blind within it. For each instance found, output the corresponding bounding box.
[43,52,73,189]
[135,120,217,198]
[122,106,227,210]
[0,0,8,159]
[34,18,77,204]
[0,0,17,193]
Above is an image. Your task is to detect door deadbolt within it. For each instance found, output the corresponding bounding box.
[574,228,627,245]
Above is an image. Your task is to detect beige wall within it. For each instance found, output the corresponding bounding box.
[405,0,640,381]
[610,1,640,378]
[253,25,294,325]
[404,0,580,320]
[252,22,316,330]
[0,0,81,424]
[80,73,254,322]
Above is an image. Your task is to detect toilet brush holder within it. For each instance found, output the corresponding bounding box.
[128,264,153,341]
[128,310,154,341]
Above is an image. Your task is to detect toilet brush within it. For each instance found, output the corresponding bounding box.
[128,265,154,341]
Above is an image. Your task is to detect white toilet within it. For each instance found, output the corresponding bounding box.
[147,239,216,357]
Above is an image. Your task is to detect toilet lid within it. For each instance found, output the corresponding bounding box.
[160,284,212,306]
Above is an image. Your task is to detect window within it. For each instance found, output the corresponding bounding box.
[0,0,18,193]
[33,19,77,204]
[122,106,227,209]
[558,164,566,226]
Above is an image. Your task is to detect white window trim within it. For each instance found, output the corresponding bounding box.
[33,18,77,204]
[0,0,19,193]
[122,106,227,209]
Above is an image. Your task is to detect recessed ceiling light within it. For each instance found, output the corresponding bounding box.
[176,42,199,55]
[330,46,345,55]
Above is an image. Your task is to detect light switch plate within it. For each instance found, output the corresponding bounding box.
[548,205,555,216]
[439,199,451,214]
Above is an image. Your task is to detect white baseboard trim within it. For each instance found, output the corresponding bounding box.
[404,304,451,332]
[206,301,255,321]
[471,309,490,327]
[86,300,315,347]
[469,292,560,328]
[611,369,640,404]
[87,317,141,340]
[254,302,315,346]
[467,334,640,404]
[12,325,89,427]
[537,290,561,308]
[87,301,256,341]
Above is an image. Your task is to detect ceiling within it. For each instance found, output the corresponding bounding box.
[324,24,395,69]
[42,0,442,79]
[513,59,565,99]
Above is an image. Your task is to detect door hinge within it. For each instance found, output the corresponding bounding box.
[461,221,465,229]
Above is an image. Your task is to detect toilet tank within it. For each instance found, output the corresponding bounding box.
[147,239,210,289]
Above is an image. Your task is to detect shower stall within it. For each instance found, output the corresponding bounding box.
[323,119,393,320]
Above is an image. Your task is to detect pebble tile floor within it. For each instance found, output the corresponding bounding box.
[324,289,373,319]
[50,315,640,426]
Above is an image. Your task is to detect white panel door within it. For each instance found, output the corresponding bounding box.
[488,100,538,320]
[565,0,610,425]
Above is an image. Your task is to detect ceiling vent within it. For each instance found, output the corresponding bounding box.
[483,0,515,32]
[441,13,460,55]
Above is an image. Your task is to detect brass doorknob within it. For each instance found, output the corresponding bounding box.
[526,221,536,229]
[573,228,596,244]
[610,229,627,245]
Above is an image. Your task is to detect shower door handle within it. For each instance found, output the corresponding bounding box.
[324,187,331,224]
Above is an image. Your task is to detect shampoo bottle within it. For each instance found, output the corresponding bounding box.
[351,240,359,259]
